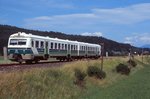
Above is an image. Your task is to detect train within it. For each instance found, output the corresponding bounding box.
[7,32,101,63]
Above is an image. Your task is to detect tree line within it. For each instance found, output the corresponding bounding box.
[0,24,149,56]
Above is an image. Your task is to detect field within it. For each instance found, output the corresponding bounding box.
[0,56,150,99]
[0,56,13,64]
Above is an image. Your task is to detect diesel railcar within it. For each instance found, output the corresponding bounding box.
[7,32,101,63]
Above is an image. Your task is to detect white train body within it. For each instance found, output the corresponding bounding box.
[7,32,101,63]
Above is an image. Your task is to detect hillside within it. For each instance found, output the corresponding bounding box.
[141,44,150,48]
[0,24,143,55]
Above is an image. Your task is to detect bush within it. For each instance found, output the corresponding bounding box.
[127,59,137,67]
[87,66,106,79]
[116,63,130,75]
[96,70,106,79]
[87,66,98,77]
[74,69,86,81]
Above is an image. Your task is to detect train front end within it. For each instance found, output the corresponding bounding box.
[7,32,33,63]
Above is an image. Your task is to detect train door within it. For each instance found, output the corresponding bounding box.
[86,46,88,56]
[68,44,71,55]
[45,41,49,55]
[44,41,49,60]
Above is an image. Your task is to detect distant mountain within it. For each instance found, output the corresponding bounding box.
[141,44,150,48]
[0,24,147,55]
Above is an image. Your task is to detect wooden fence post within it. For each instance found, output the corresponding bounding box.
[3,47,7,60]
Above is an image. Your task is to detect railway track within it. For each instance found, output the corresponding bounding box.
[0,61,69,72]
[0,58,104,72]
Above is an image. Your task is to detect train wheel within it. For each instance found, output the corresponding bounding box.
[17,55,23,64]
[35,60,39,63]
[34,59,39,63]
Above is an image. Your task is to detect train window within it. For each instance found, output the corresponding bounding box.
[74,45,76,50]
[68,44,71,50]
[55,43,57,49]
[58,43,61,49]
[31,41,34,47]
[41,41,44,48]
[75,45,77,50]
[71,45,73,50]
[73,45,75,50]
[62,44,64,50]
[51,42,53,49]
[10,39,27,45]
[74,45,75,50]
[10,39,18,45]
[35,41,39,48]
[80,46,82,50]
[83,46,85,51]
[65,44,67,50]
[18,39,26,45]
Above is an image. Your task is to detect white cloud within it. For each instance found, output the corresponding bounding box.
[23,3,150,33]
[81,32,103,37]
[92,3,150,24]
[124,33,150,46]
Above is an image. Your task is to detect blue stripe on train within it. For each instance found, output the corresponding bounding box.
[37,48,45,54]
[8,48,33,54]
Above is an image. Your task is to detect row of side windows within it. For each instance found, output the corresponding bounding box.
[32,40,78,50]
[31,40,100,51]
[80,46,100,51]
[32,41,45,48]
[51,43,68,50]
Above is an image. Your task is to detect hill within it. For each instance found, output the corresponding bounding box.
[141,44,150,48]
[0,24,144,55]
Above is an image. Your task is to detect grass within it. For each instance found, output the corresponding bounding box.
[0,56,149,99]
[0,56,13,64]
[83,59,150,99]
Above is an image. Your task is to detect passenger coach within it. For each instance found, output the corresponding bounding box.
[7,32,101,63]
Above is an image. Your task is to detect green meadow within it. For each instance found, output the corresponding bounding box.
[0,56,150,99]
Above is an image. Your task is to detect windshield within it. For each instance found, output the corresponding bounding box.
[10,39,27,45]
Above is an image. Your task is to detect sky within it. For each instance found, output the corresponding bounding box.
[0,0,150,47]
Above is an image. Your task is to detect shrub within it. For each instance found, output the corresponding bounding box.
[87,66,98,77]
[87,66,106,79]
[96,70,106,79]
[74,69,86,81]
[116,63,130,75]
[127,59,137,67]
[74,69,87,88]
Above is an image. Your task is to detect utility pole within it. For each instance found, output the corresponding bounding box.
[100,43,104,71]
[3,47,7,60]
[142,48,143,63]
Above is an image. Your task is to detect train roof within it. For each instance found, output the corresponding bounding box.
[10,32,101,47]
